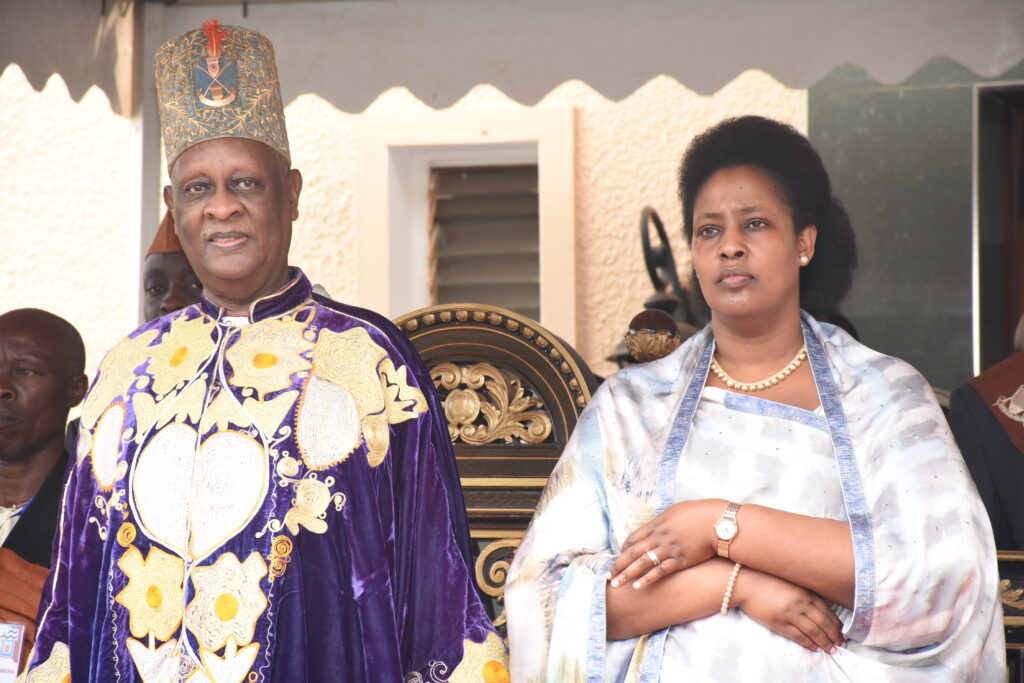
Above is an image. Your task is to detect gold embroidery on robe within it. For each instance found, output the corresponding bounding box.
[242,389,299,439]
[184,551,268,651]
[81,328,159,430]
[23,640,71,682]
[147,314,217,396]
[194,637,260,682]
[226,318,313,399]
[114,546,186,641]
[198,389,252,435]
[303,328,427,468]
[380,358,427,424]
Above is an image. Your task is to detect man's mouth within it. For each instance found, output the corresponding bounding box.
[0,415,16,430]
[208,233,249,250]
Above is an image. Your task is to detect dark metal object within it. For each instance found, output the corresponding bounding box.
[608,207,706,367]
[639,207,706,328]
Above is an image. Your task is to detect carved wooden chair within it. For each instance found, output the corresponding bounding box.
[394,304,599,630]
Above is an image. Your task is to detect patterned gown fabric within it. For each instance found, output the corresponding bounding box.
[23,270,507,682]
[505,313,1004,682]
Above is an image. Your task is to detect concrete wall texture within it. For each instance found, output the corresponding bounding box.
[0,64,137,381]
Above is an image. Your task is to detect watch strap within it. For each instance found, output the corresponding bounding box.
[715,501,742,559]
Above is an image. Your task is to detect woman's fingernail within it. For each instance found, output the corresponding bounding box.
[828,646,837,655]
[632,581,642,589]
[610,578,619,588]
[606,572,612,581]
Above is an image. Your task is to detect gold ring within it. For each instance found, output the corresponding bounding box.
[646,549,660,566]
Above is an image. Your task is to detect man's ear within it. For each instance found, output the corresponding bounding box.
[287,169,303,221]
[68,374,88,408]
[163,185,173,213]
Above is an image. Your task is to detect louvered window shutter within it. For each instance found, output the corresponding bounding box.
[428,165,540,320]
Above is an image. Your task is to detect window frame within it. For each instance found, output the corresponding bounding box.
[355,107,576,345]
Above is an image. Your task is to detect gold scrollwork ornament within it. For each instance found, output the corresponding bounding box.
[474,539,522,628]
[431,363,552,446]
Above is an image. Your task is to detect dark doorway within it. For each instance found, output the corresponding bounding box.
[978,86,1024,370]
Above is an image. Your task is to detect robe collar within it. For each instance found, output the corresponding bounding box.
[197,267,313,323]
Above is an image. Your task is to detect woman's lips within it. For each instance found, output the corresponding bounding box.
[718,269,753,287]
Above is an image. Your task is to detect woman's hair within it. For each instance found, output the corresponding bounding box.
[679,115,857,317]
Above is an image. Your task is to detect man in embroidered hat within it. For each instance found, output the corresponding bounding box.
[25,20,506,682]
[142,211,202,322]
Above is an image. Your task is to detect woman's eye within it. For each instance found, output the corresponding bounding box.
[745,219,767,230]
[697,225,718,238]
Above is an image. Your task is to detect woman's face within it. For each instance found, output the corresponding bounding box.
[690,165,816,325]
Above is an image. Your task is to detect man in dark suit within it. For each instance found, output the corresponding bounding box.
[0,308,87,666]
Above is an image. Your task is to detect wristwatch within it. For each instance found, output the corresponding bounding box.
[714,501,742,559]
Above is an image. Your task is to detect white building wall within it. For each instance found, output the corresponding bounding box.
[0,64,137,381]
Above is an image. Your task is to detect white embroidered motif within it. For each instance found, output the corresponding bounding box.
[996,384,1024,425]
[296,375,362,470]
[131,424,269,561]
[92,402,126,489]
[125,637,181,682]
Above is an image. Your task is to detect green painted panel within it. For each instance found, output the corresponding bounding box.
[809,57,1024,391]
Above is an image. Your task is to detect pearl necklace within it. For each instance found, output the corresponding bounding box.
[710,345,808,392]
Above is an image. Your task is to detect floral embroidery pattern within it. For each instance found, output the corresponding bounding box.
[80,328,159,430]
[115,546,186,641]
[184,551,269,651]
[226,318,312,399]
[147,313,217,396]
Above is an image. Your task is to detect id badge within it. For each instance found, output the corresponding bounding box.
[0,622,26,682]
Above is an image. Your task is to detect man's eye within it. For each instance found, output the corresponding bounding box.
[16,368,38,376]
[146,285,166,295]
[745,219,767,230]
[184,183,207,195]
[235,178,256,190]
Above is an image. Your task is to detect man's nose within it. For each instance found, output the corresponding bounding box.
[0,374,16,401]
[203,186,243,221]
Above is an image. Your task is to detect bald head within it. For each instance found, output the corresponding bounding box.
[0,309,85,379]
[0,308,88,464]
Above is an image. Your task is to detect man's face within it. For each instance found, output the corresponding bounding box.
[164,137,301,306]
[143,251,203,322]
[0,319,84,463]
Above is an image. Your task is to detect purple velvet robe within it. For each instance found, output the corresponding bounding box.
[25,270,507,682]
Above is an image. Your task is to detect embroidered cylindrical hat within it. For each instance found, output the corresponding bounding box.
[154,20,290,171]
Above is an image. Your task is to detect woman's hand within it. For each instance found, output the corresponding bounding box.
[608,499,722,590]
[734,569,846,653]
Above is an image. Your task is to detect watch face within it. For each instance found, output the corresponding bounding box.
[715,519,737,540]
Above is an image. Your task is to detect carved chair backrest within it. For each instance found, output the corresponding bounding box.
[394,304,599,628]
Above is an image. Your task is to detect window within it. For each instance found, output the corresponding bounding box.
[355,107,576,344]
[429,165,540,320]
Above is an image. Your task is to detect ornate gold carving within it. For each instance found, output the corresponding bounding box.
[432,363,552,445]
[392,304,592,413]
[474,539,521,628]
[1001,579,1024,610]
[625,328,681,363]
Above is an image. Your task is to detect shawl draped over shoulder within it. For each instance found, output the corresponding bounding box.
[505,313,1003,682]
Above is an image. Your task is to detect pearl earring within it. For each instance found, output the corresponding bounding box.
[799,255,809,265]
